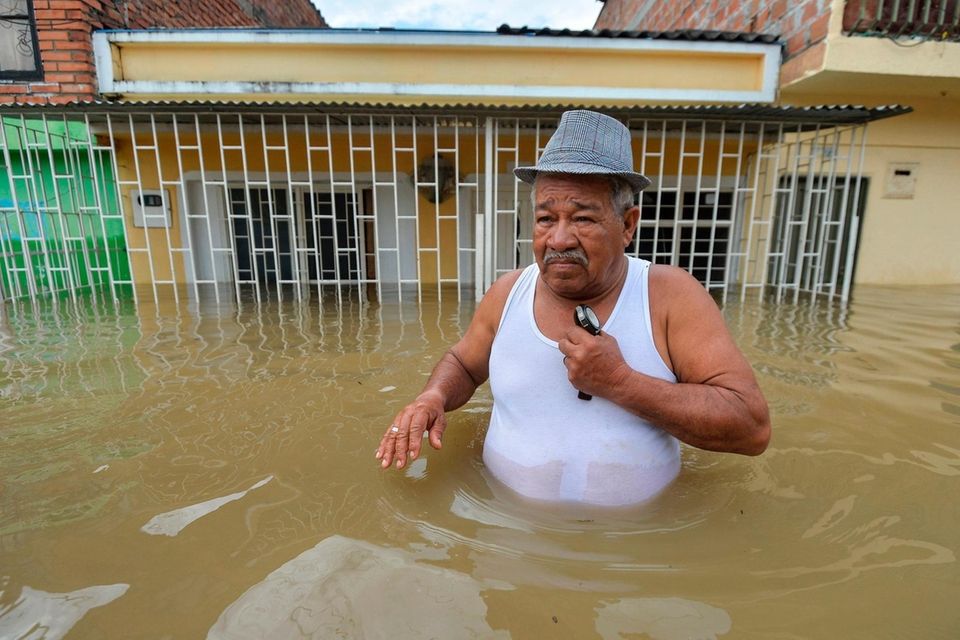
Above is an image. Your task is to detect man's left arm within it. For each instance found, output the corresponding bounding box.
[560,266,771,455]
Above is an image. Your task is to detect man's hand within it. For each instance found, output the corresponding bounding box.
[372,270,519,471]
[558,329,632,400]
[376,392,447,470]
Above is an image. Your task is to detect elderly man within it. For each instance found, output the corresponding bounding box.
[376,110,770,506]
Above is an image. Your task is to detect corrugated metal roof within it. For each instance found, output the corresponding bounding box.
[0,100,910,127]
[495,24,781,45]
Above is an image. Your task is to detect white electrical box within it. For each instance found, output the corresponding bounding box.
[131,189,172,228]
[883,162,919,199]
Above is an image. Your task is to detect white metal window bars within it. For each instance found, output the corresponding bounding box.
[0,110,867,309]
[0,112,129,304]
[743,122,868,303]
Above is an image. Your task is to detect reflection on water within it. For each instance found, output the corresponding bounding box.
[594,597,731,640]
[1,285,958,638]
[0,581,129,640]
[141,476,274,537]
[208,535,509,640]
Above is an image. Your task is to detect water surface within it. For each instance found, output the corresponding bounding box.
[1,285,958,638]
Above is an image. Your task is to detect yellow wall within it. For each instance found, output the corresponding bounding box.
[781,91,960,285]
[110,38,771,106]
[113,136,186,286]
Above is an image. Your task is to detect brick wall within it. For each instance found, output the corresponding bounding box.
[595,0,833,60]
[2,0,327,105]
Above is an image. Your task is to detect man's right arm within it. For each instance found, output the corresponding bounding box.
[375,270,521,469]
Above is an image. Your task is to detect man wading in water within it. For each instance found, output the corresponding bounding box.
[376,110,770,506]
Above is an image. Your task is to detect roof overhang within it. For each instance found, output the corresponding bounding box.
[0,101,911,132]
[92,28,783,106]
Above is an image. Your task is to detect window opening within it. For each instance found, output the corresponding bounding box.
[631,190,734,287]
[0,0,41,80]
[229,187,293,286]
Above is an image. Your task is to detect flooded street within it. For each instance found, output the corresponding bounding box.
[1,285,958,638]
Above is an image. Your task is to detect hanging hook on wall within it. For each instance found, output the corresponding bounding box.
[413,153,458,204]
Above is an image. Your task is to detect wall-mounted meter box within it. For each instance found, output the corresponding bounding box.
[883,162,919,199]
[131,189,172,228]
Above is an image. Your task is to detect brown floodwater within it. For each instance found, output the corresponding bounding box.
[1,284,958,639]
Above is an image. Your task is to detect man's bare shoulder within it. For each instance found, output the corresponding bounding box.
[473,268,525,327]
[488,268,525,297]
[647,263,717,318]
[449,269,526,384]
[648,263,708,296]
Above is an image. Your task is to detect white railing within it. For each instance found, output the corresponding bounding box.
[844,0,960,40]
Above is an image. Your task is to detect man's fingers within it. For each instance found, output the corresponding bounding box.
[428,413,446,450]
[406,408,431,462]
[377,401,445,470]
[378,424,399,469]
[393,414,412,469]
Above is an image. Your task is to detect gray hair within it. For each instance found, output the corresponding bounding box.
[531,174,637,217]
[607,176,637,216]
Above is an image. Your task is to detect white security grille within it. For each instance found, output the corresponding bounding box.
[0,110,867,308]
[739,123,869,302]
[0,114,129,303]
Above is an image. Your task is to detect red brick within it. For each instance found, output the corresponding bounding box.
[57,83,95,92]
[53,40,93,51]
[42,73,77,82]
[809,13,830,43]
[37,30,72,40]
[35,9,68,19]
[786,32,805,55]
[39,51,74,61]
[48,0,83,9]
[757,7,770,30]
[51,62,92,72]
[772,0,787,20]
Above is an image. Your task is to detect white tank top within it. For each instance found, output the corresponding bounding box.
[483,257,680,506]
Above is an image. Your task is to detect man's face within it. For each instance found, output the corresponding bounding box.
[532,174,639,299]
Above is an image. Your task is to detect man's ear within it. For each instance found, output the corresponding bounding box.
[622,205,640,248]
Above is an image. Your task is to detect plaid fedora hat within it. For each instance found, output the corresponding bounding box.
[514,110,651,193]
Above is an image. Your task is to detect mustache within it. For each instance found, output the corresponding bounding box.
[543,249,588,267]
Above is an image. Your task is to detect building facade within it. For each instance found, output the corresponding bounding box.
[0,19,909,307]
[596,0,960,285]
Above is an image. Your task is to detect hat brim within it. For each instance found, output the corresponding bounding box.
[514,165,651,193]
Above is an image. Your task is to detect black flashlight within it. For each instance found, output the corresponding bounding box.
[572,304,601,400]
